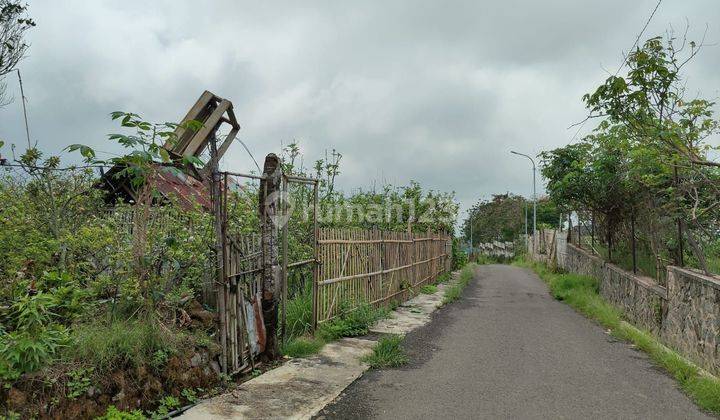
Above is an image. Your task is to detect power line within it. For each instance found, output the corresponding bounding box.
[569,0,663,141]
[615,0,663,76]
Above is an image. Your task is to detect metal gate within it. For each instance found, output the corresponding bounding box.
[212,164,319,374]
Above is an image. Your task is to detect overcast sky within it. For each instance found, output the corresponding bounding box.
[1,0,719,220]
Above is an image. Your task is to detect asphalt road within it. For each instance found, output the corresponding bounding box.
[316,264,712,419]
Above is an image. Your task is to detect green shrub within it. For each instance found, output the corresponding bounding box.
[281,336,324,358]
[419,285,437,294]
[318,303,387,341]
[362,335,409,368]
[451,238,468,270]
[0,292,70,381]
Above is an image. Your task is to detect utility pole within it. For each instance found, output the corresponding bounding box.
[511,151,537,248]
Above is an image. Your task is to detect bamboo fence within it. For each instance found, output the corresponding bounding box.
[314,228,451,324]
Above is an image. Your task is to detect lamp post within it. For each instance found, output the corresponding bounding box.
[511,150,537,241]
[467,209,474,256]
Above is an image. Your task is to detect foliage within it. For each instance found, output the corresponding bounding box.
[519,257,720,414]
[442,263,475,304]
[281,336,324,358]
[0,0,35,106]
[95,405,146,420]
[64,318,185,372]
[451,238,468,270]
[540,33,720,275]
[362,335,409,369]
[463,193,558,244]
[285,284,313,339]
[419,285,437,294]
[66,367,93,400]
[317,303,387,341]
[0,292,69,381]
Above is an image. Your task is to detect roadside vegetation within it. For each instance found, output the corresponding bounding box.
[362,335,409,369]
[0,122,458,418]
[539,33,720,279]
[516,258,720,414]
[442,264,476,304]
[419,284,437,294]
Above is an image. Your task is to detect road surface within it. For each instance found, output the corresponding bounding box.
[316,264,711,419]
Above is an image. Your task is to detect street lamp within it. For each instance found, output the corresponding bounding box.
[511,151,537,241]
[467,209,474,255]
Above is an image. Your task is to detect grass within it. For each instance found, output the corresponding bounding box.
[318,303,388,341]
[281,336,325,358]
[285,286,313,338]
[419,284,438,294]
[65,317,192,372]
[515,258,720,415]
[362,335,409,369]
[442,263,476,304]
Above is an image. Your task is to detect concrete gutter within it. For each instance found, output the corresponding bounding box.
[179,272,459,420]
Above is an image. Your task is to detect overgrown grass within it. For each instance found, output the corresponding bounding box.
[285,285,313,339]
[362,335,409,369]
[281,336,325,358]
[419,284,438,294]
[318,303,388,341]
[435,272,451,284]
[442,263,476,304]
[64,318,193,372]
[516,258,720,414]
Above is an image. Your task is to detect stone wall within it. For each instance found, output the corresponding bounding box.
[549,238,720,375]
[563,244,665,334]
[663,267,720,373]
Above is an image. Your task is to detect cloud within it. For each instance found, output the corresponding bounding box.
[1,0,719,222]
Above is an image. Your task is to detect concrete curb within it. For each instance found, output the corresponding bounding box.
[180,271,460,420]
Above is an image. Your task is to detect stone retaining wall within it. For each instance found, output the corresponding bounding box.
[533,230,720,375]
[663,266,720,373]
[564,244,665,334]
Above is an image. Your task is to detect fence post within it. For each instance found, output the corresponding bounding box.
[209,137,227,374]
[591,211,595,253]
[259,153,282,359]
[631,213,637,274]
[311,181,319,332]
[280,175,289,346]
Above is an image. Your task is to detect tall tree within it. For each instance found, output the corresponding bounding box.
[0,1,35,107]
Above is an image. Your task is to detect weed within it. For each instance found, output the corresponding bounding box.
[95,405,145,420]
[66,367,93,399]
[150,349,170,370]
[519,258,720,415]
[419,285,438,294]
[362,335,409,368]
[318,303,387,341]
[442,264,476,304]
[148,395,180,419]
[181,388,198,404]
[281,336,325,358]
[285,284,313,339]
[65,318,180,372]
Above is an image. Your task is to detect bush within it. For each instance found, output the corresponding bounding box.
[0,292,70,381]
[362,335,408,368]
[451,238,468,270]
